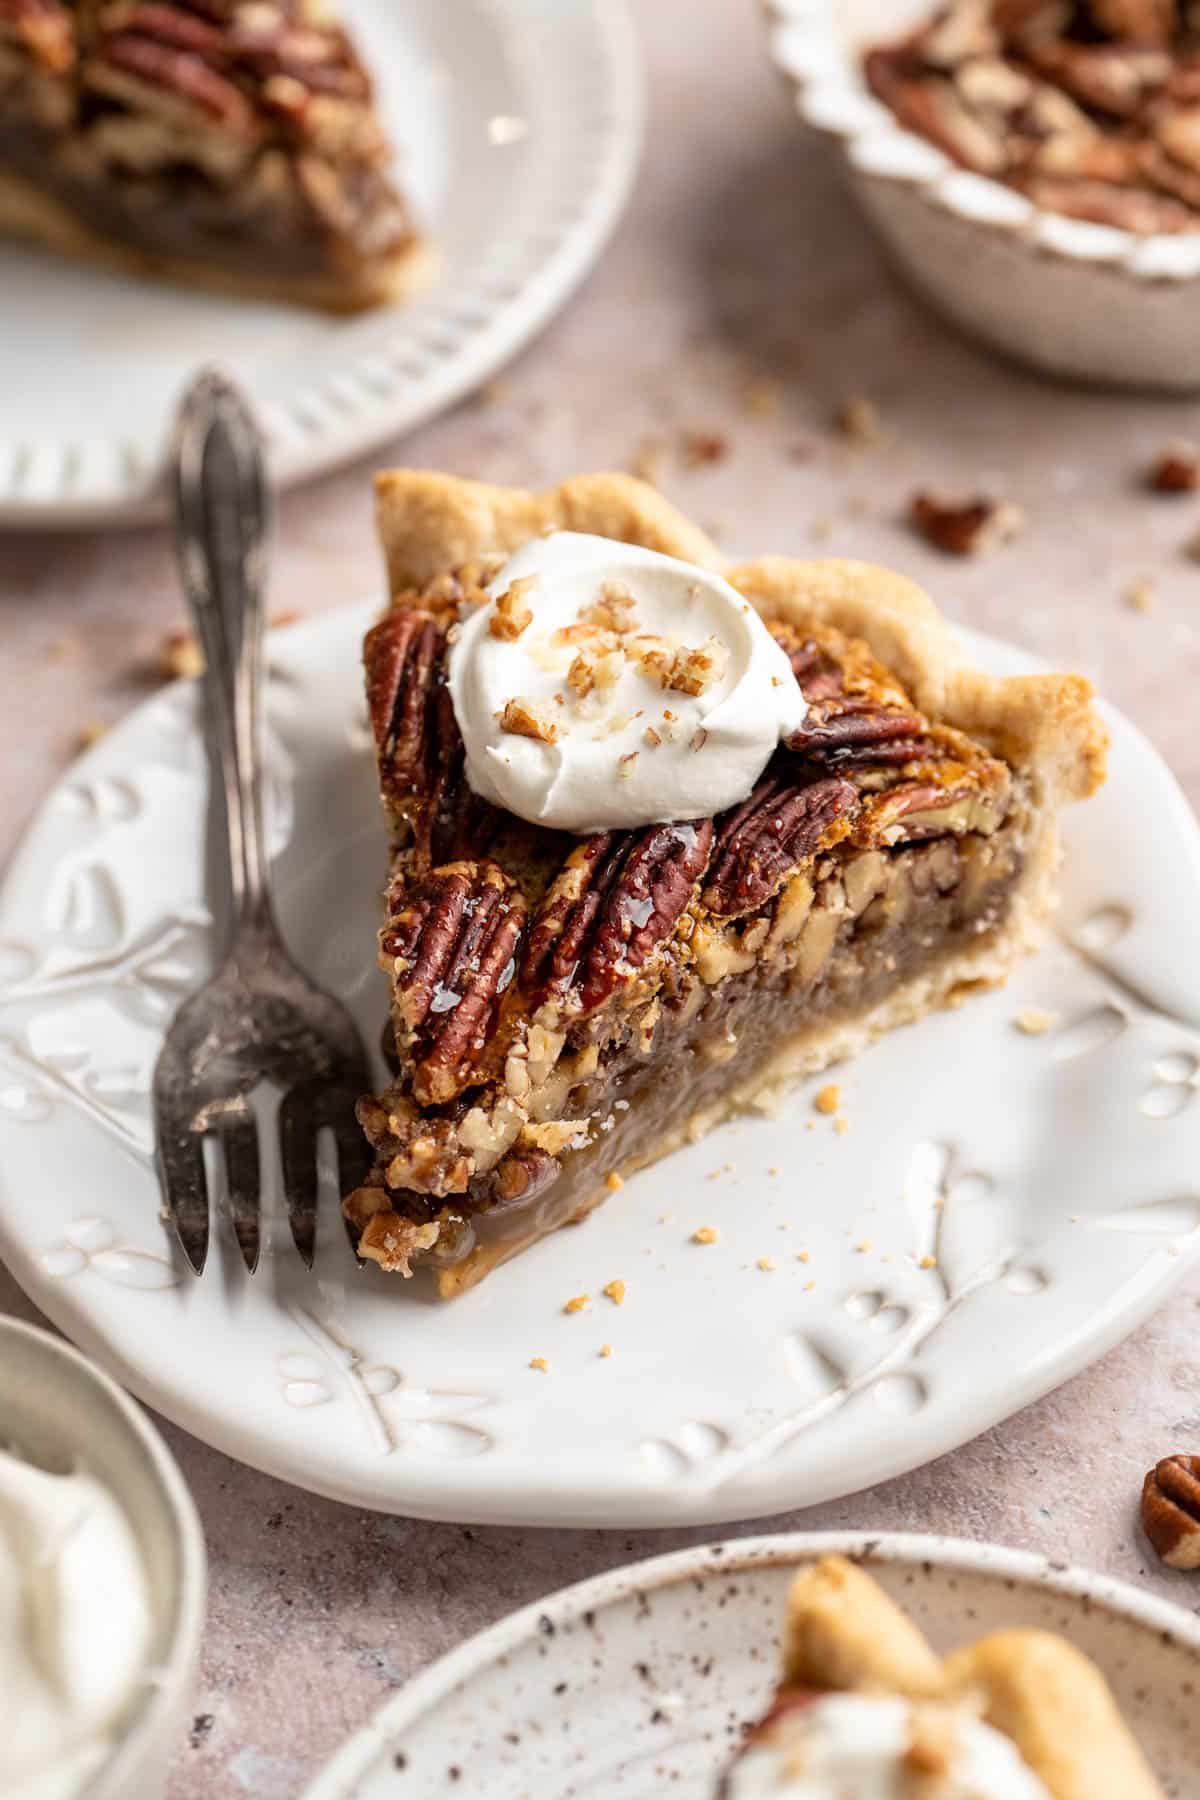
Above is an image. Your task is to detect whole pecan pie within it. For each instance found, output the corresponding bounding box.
[0,0,424,309]
[344,472,1106,1297]
[866,0,1200,235]
[720,1556,1163,1797]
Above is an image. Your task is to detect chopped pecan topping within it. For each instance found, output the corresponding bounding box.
[1141,1454,1200,1568]
[1147,439,1200,490]
[499,697,560,744]
[523,821,713,1012]
[489,576,536,641]
[910,490,1025,557]
[581,582,638,636]
[383,861,527,1105]
[704,773,856,917]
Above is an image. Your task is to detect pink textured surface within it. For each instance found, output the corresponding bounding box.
[3,5,1200,1795]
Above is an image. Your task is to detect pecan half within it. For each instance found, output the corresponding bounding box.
[863,58,1010,173]
[364,610,491,860]
[704,772,856,918]
[365,609,442,795]
[93,33,258,129]
[1023,41,1171,118]
[382,861,527,1106]
[787,698,927,766]
[1142,1454,1200,1568]
[523,821,713,1013]
[1090,0,1177,45]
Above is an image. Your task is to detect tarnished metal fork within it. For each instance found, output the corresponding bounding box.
[153,370,371,1274]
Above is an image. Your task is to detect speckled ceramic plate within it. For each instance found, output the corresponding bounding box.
[0,0,642,525]
[302,1532,1200,1797]
[1,606,1200,1526]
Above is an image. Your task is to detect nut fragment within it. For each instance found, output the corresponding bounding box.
[1147,441,1200,492]
[500,697,560,744]
[1141,1454,1200,1568]
[582,582,639,636]
[910,490,1025,557]
[680,428,729,468]
[834,394,886,447]
[490,576,537,640]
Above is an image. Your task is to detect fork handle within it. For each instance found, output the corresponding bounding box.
[171,370,275,941]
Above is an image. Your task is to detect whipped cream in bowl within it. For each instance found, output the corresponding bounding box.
[0,1319,205,1800]
[0,1448,152,1800]
[447,533,805,834]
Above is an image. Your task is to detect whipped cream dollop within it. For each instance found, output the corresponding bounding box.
[727,1693,1050,1799]
[0,1445,154,1800]
[447,533,805,833]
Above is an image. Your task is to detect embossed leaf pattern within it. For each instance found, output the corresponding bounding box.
[641,1422,730,1481]
[279,1312,495,1459]
[47,863,124,952]
[38,1215,178,1289]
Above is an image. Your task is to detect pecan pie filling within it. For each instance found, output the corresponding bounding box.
[0,0,420,306]
[865,0,1200,235]
[344,569,1030,1293]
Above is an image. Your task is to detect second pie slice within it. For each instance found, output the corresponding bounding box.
[345,472,1106,1296]
[0,0,425,310]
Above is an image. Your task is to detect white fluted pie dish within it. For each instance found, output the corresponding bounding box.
[764,0,1200,389]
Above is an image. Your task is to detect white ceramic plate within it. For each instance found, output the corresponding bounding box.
[1,606,1200,1526]
[303,1532,1200,1797]
[0,0,642,526]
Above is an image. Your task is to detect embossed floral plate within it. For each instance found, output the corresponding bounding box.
[303,1533,1200,1797]
[0,0,642,525]
[1,605,1200,1525]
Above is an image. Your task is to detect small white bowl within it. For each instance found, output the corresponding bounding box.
[0,1317,205,1800]
[764,0,1200,390]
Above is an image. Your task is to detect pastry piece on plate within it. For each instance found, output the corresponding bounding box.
[719,1554,1163,1798]
[344,472,1106,1296]
[0,0,425,309]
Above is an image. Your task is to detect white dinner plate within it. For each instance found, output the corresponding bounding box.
[0,0,642,526]
[302,1531,1200,1797]
[1,606,1199,1526]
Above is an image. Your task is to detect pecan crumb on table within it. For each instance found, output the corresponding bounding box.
[1148,442,1200,492]
[910,489,1025,557]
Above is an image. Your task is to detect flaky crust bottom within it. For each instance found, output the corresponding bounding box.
[431,820,1059,1296]
[0,167,435,312]
[781,1557,1163,1800]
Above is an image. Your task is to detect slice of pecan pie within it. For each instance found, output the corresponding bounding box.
[0,0,424,309]
[344,472,1106,1296]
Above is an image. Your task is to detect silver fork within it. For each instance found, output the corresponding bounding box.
[153,369,371,1275]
